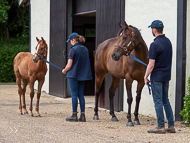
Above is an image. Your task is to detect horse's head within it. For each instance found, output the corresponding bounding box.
[33,37,48,63]
[111,21,135,61]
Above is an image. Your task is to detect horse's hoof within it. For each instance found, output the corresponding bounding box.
[36,115,40,117]
[29,114,33,117]
[93,115,99,120]
[134,120,141,125]
[24,111,28,114]
[126,122,134,126]
[19,112,23,115]
[111,117,119,121]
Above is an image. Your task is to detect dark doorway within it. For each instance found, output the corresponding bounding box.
[72,16,96,95]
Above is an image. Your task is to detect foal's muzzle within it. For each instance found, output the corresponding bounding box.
[33,55,40,63]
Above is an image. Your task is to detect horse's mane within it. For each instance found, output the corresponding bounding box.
[129,25,142,39]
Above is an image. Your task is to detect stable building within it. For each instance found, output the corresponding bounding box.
[20,0,190,121]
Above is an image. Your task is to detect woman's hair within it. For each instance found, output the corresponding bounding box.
[74,35,85,43]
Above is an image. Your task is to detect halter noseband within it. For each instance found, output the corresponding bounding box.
[115,27,135,53]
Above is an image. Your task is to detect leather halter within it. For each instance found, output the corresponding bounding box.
[115,27,135,54]
[35,48,46,59]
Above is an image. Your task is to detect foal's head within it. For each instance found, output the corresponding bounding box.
[33,37,48,63]
[111,22,135,61]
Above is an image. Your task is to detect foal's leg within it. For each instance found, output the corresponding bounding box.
[93,74,106,120]
[22,79,29,114]
[35,78,45,117]
[125,77,134,126]
[109,76,121,121]
[133,80,144,125]
[29,80,35,117]
[16,77,23,115]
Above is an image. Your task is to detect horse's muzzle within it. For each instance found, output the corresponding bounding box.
[111,52,120,61]
[33,56,39,63]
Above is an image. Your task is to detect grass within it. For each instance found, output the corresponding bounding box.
[0,82,17,85]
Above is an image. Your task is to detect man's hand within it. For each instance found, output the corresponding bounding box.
[144,77,150,85]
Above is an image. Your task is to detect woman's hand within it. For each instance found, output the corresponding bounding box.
[62,69,67,74]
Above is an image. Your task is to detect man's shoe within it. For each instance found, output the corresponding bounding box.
[79,114,86,122]
[147,127,165,134]
[66,113,78,122]
[166,126,176,133]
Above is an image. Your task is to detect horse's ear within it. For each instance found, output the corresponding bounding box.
[118,22,123,28]
[41,37,44,41]
[36,37,39,42]
[124,21,129,29]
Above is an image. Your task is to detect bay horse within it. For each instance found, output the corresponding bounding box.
[93,22,148,126]
[14,37,47,117]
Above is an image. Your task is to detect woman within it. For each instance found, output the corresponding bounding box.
[62,32,93,122]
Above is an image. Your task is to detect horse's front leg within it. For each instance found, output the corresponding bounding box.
[36,78,45,117]
[133,80,144,125]
[29,80,35,117]
[93,75,105,120]
[109,76,121,121]
[125,78,134,126]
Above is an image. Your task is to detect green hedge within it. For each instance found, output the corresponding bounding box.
[0,36,29,82]
[180,77,190,126]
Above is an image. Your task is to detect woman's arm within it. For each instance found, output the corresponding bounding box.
[62,59,73,74]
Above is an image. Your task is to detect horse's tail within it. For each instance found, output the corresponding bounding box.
[99,79,106,107]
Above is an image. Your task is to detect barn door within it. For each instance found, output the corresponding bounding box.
[96,0,125,111]
[49,0,67,98]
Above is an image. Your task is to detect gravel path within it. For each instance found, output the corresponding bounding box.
[0,85,189,143]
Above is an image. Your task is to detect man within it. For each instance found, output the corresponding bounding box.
[144,20,175,134]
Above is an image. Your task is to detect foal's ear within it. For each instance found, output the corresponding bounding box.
[124,21,129,29]
[118,22,123,28]
[36,37,39,42]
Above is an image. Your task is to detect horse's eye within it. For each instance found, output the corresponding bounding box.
[40,48,43,51]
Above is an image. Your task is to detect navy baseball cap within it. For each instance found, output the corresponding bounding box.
[148,20,164,29]
[66,32,79,42]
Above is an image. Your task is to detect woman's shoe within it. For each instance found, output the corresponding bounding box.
[66,113,78,122]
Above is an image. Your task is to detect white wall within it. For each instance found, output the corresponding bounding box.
[186,0,190,83]
[124,0,177,117]
[30,0,50,93]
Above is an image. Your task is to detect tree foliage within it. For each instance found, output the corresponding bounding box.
[0,0,29,40]
[0,0,10,23]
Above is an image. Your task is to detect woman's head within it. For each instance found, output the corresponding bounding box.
[67,32,85,45]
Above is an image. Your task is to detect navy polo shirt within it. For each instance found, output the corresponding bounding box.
[148,34,172,82]
[66,43,93,81]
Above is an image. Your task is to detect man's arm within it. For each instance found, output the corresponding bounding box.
[144,59,155,85]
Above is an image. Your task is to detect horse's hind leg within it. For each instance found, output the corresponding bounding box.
[22,79,29,114]
[125,77,134,126]
[36,78,45,117]
[93,74,106,120]
[109,76,121,121]
[133,80,144,125]
[16,77,23,115]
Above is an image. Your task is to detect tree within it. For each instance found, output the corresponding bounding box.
[0,0,29,40]
[0,0,10,23]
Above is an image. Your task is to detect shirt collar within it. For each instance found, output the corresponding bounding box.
[154,34,165,41]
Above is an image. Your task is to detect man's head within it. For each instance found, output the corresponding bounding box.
[148,20,164,36]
